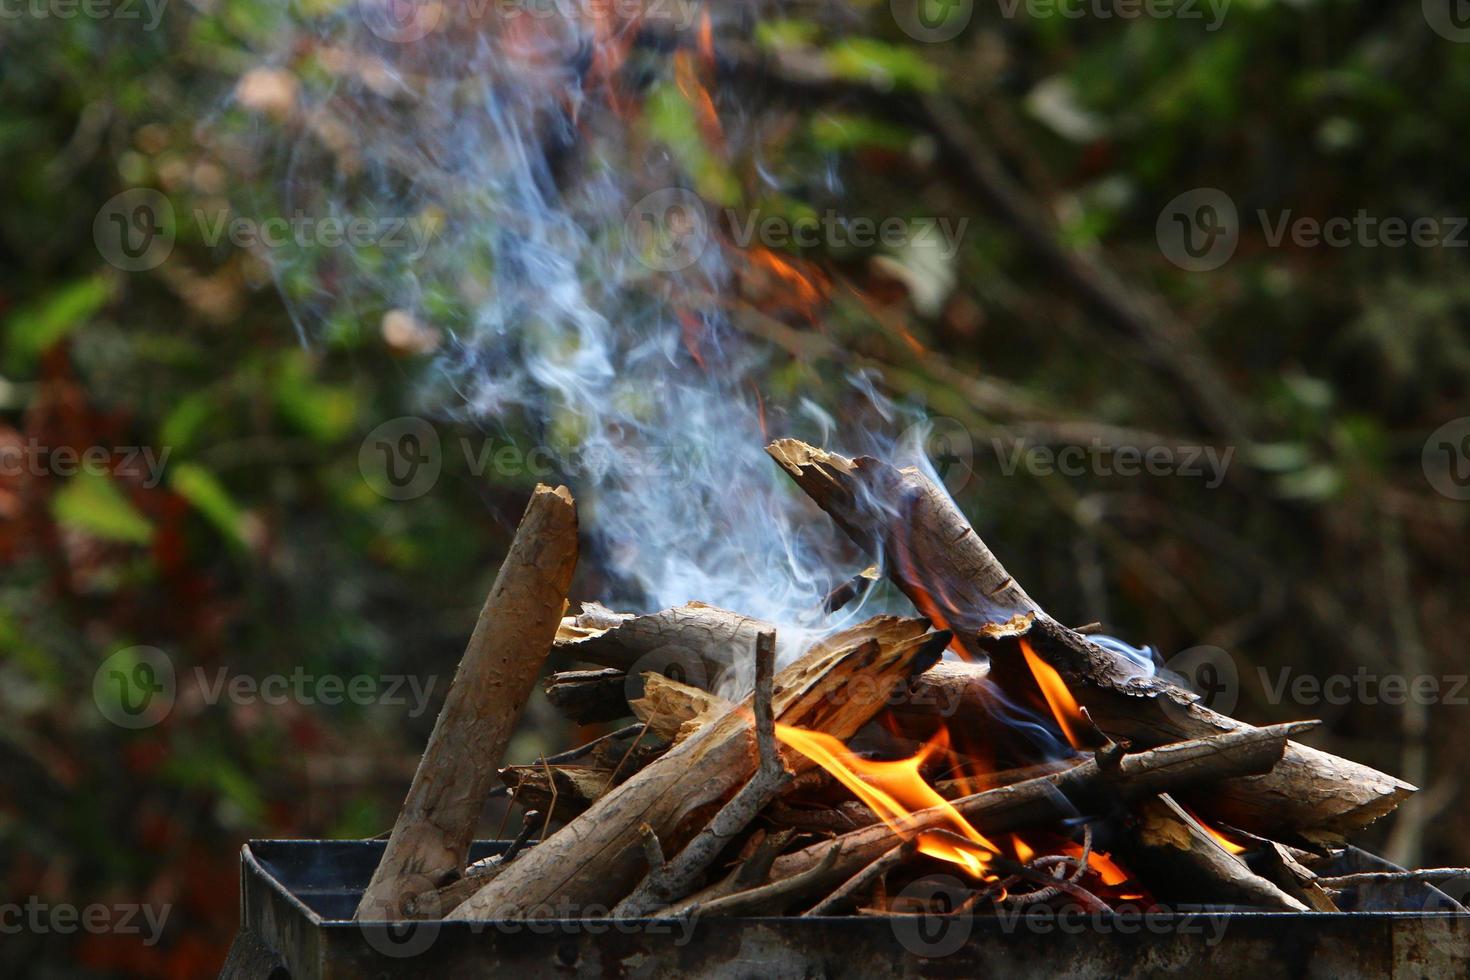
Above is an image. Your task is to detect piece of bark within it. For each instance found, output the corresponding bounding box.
[543,668,630,724]
[1128,794,1308,910]
[449,617,948,919]
[356,485,578,920]
[768,439,1415,840]
[555,600,766,692]
[760,721,1306,903]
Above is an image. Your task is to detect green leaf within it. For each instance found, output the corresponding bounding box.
[50,472,153,544]
[824,39,942,93]
[4,276,111,370]
[169,463,249,550]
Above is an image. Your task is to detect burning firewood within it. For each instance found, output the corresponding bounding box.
[356,484,579,920]
[1126,794,1308,910]
[766,438,1415,841]
[449,617,948,918]
[358,460,1440,930]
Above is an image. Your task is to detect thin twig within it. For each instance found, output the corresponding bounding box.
[539,755,557,842]
[683,845,844,918]
[804,838,916,916]
[1317,869,1470,888]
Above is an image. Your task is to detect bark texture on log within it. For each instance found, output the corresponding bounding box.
[357,485,578,919]
[769,438,1414,840]
[450,617,948,918]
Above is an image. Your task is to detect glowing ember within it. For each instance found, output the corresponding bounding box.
[1020,638,1087,750]
[774,723,998,877]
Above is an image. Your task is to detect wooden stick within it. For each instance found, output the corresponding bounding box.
[449,617,948,918]
[356,485,577,920]
[614,631,787,916]
[767,439,1415,840]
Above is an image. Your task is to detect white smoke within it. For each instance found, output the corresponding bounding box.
[234,4,926,661]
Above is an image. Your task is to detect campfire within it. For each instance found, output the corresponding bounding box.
[349,438,1460,927]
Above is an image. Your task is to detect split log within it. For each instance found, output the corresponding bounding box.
[356,485,578,920]
[555,600,766,692]
[543,668,630,724]
[450,616,949,918]
[767,438,1415,840]
[630,673,731,742]
[1126,794,1308,910]
[759,721,1307,903]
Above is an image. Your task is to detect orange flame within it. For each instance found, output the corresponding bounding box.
[1061,841,1132,886]
[1020,639,1087,750]
[774,724,998,877]
[1180,804,1247,855]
